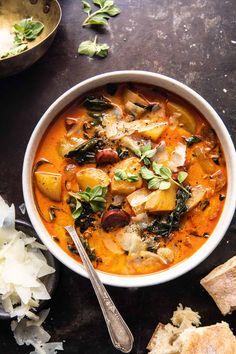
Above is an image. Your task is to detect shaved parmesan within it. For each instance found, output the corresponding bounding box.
[168,142,186,172]
[103,117,167,140]
[0,197,63,354]
[117,224,146,255]
[152,140,169,163]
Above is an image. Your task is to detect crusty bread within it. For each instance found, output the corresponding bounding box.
[147,305,236,354]
[175,322,236,354]
[200,255,236,315]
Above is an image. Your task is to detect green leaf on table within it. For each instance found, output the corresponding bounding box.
[82,0,120,26]
[81,0,92,14]
[78,36,109,58]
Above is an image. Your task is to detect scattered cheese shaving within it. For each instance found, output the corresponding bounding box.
[0,196,64,354]
[168,143,186,172]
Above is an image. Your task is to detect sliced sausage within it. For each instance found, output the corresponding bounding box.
[101,209,130,231]
[210,170,227,192]
[96,149,119,166]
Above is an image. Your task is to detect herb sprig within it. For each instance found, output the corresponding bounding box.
[140,163,190,194]
[114,169,139,182]
[78,36,109,58]
[81,0,120,26]
[1,17,44,59]
[133,143,157,166]
[69,185,108,218]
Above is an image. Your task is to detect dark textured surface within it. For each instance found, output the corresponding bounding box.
[0,0,235,353]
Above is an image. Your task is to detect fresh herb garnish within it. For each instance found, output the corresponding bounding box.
[81,0,120,27]
[69,185,108,217]
[140,163,190,194]
[65,138,104,164]
[88,112,103,126]
[134,143,157,166]
[83,95,113,111]
[1,17,44,59]
[14,17,44,42]
[185,135,202,147]
[114,169,139,183]
[78,36,109,58]
[1,44,28,59]
[147,188,191,238]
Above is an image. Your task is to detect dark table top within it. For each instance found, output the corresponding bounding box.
[0,0,235,353]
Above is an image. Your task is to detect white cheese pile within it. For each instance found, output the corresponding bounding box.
[0,196,63,354]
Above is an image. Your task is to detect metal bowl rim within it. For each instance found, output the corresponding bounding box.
[0,0,62,62]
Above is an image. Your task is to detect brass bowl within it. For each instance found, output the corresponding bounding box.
[0,0,61,78]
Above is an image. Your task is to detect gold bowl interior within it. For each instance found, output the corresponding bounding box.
[0,0,61,77]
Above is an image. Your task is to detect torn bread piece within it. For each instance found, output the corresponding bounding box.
[147,304,236,354]
[147,304,201,353]
[200,255,236,315]
[175,322,236,354]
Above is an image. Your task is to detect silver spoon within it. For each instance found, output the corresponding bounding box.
[65,225,134,353]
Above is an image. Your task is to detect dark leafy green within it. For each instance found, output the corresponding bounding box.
[212,157,220,165]
[83,95,113,111]
[147,188,191,238]
[68,236,97,261]
[65,138,104,164]
[116,147,129,160]
[106,83,118,96]
[185,135,202,147]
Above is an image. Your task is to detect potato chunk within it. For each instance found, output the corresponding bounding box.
[145,183,177,213]
[141,125,167,141]
[127,188,150,215]
[35,172,62,201]
[110,157,142,195]
[186,185,206,211]
[76,168,110,190]
[167,101,196,133]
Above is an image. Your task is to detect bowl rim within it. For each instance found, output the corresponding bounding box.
[0,0,62,62]
[22,70,236,288]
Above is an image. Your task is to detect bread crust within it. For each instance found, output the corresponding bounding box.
[176,322,236,354]
[200,256,236,315]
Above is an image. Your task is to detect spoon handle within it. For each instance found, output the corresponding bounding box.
[65,225,134,353]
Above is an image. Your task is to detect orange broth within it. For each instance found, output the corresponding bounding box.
[33,83,227,275]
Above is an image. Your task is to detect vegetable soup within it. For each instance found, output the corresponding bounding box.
[33,83,227,275]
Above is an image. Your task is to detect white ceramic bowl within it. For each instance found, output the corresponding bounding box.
[23,71,236,287]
